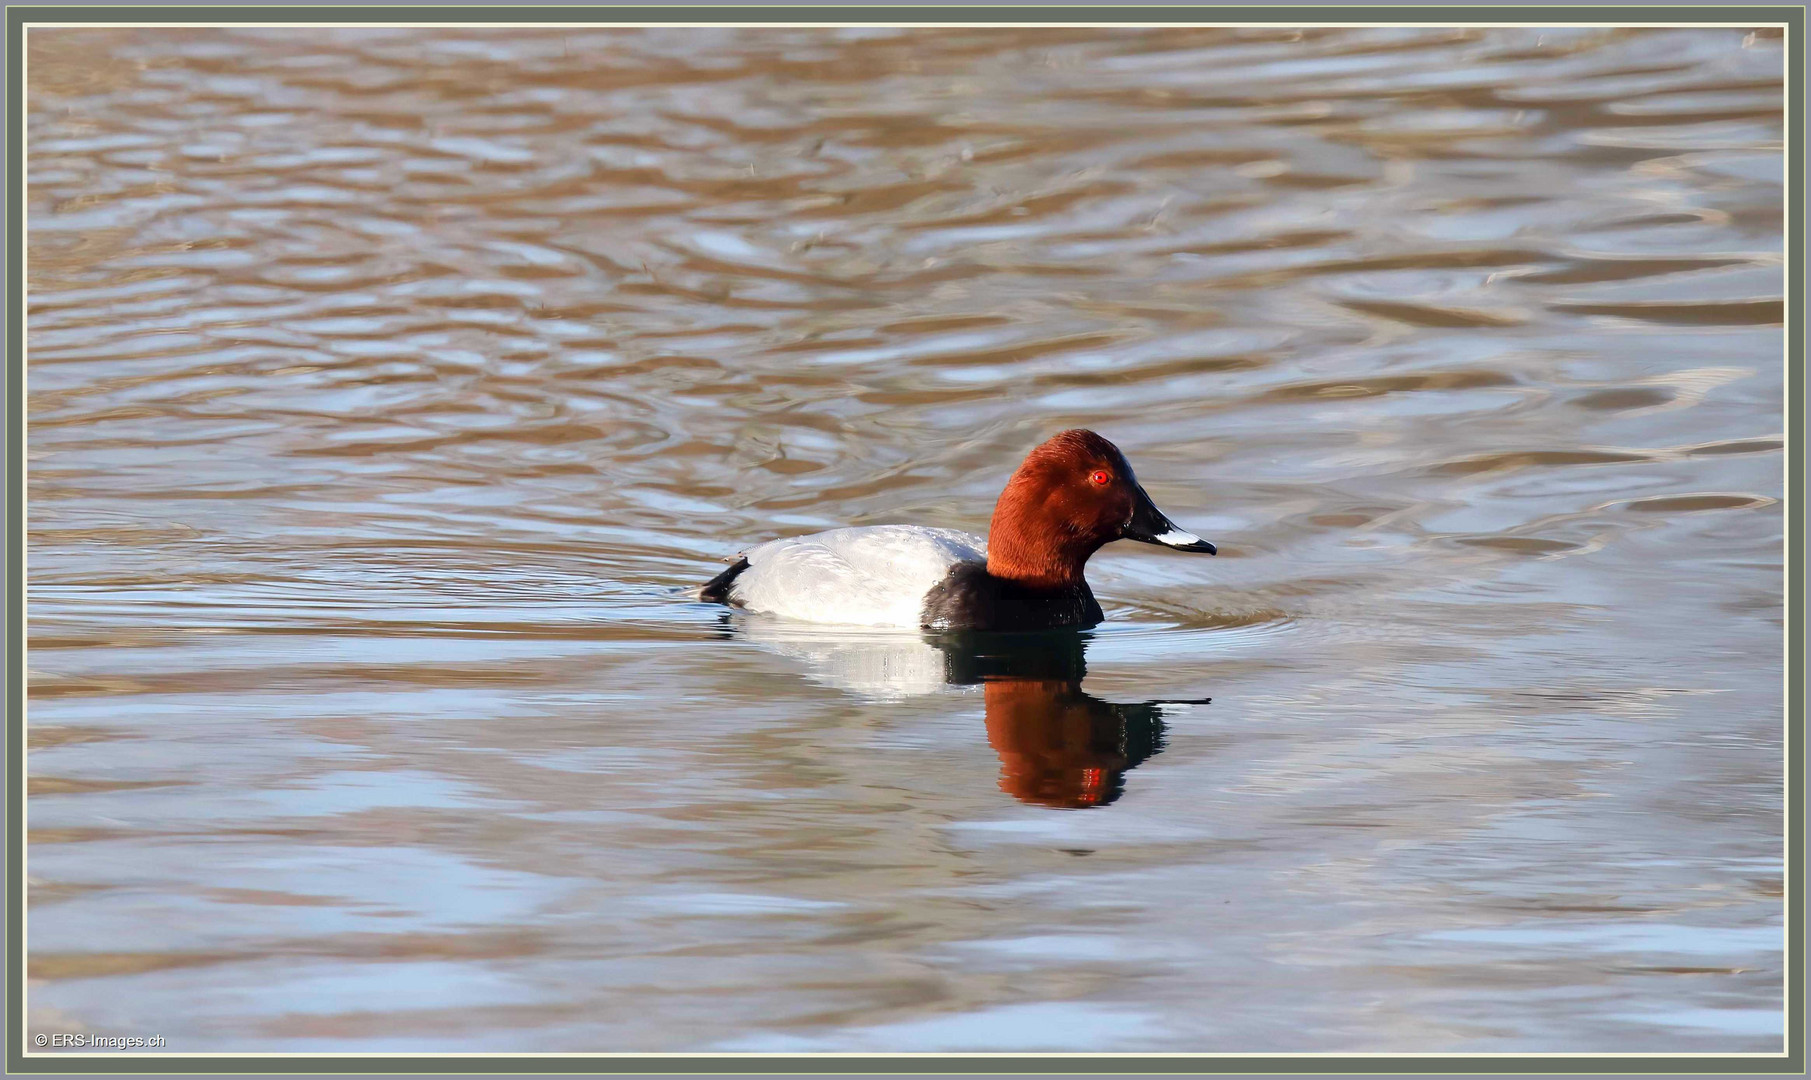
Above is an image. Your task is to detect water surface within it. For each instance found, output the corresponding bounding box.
[25,25,1785,1053]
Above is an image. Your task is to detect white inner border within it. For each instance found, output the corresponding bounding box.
[14,15,1795,1061]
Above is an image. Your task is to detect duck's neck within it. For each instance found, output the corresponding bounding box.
[986,509,1099,592]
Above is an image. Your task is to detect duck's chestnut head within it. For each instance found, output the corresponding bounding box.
[986,429,1215,589]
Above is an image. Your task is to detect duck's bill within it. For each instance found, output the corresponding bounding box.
[1124,486,1217,554]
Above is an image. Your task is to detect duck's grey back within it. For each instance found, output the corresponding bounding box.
[724,525,985,627]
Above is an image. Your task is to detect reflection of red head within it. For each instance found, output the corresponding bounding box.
[983,678,1132,809]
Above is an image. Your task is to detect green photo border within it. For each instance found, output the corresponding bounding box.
[6,5,1802,1074]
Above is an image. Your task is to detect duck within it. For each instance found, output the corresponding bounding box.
[698,429,1217,631]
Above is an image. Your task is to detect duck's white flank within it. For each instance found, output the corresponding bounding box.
[726,525,985,627]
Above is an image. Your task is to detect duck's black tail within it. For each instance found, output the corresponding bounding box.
[698,557,750,604]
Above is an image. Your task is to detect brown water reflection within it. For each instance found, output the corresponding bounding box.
[939,631,1196,809]
[984,671,1169,810]
[26,25,1783,1053]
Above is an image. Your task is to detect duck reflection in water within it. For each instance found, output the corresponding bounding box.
[722,616,1209,809]
[939,631,1206,809]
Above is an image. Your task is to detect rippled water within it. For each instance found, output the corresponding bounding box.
[25,26,1785,1053]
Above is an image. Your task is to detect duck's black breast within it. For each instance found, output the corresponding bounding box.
[919,562,1104,631]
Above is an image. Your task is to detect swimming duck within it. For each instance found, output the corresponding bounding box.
[698,429,1216,631]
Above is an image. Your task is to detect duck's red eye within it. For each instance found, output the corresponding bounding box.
[1089,469,1111,485]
